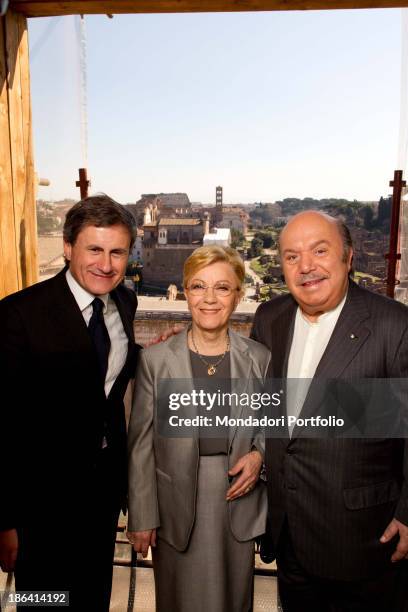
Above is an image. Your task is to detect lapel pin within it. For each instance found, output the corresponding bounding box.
[350,333,357,339]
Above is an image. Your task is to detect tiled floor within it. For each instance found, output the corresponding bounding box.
[111,565,278,612]
[111,536,278,611]
[0,541,278,612]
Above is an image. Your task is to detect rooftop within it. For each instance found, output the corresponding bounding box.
[158,218,202,226]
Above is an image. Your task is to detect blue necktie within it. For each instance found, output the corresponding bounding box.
[88,298,111,383]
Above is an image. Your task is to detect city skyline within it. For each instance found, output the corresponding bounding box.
[29,9,402,204]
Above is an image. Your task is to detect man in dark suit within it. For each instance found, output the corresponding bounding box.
[0,195,139,611]
[251,210,408,611]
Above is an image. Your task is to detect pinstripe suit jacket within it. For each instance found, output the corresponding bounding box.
[251,280,408,580]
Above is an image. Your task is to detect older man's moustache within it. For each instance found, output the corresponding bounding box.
[296,275,328,286]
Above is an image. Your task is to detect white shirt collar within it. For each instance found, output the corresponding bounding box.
[65,269,109,314]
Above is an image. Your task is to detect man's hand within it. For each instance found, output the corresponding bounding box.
[226,450,263,501]
[0,528,18,572]
[380,518,408,562]
[126,529,156,558]
[145,325,184,348]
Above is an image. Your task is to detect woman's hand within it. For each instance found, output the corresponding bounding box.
[127,529,157,558]
[226,450,263,501]
[145,326,184,347]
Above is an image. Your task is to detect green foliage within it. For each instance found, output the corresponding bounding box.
[259,254,272,266]
[276,197,365,218]
[362,205,374,230]
[248,237,263,258]
[262,274,275,284]
[260,196,391,236]
[254,231,275,249]
[250,258,265,275]
[231,228,245,248]
[377,196,391,232]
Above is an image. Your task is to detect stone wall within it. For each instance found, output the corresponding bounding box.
[142,246,197,289]
[134,311,253,346]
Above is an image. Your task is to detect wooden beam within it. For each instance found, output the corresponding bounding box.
[9,0,408,18]
[16,11,38,287]
[0,15,19,297]
[0,10,38,299]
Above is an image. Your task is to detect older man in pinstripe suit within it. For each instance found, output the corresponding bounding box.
[251,211,408,611]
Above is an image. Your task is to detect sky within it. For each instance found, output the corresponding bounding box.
[28,9,403,205]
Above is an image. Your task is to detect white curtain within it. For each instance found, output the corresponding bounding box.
[74,15,88,169]
[395,9,408,304]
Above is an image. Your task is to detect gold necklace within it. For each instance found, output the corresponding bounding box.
[190,330,230,376]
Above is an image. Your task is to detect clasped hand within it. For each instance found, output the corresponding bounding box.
[226,450,263,501]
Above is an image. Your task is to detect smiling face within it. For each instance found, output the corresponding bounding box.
[63,224,131,295]
[280,212,353,320]
[185,261,241,334]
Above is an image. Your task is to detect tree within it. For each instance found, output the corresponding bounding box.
[362,205,374,230]
[259,254,272,266]
[231,228,244,248]
[377,196,391,226]
[262,274,275,284]
[254,231,274,249]
[248,237,263,258]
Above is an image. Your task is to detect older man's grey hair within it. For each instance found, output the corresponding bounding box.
[334,216,353,263]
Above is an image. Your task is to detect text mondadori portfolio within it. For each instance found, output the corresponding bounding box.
[167,415,345,427]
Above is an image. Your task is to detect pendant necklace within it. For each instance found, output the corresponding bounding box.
[191,330,230,376]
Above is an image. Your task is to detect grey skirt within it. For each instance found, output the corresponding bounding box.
[152,455,254,612]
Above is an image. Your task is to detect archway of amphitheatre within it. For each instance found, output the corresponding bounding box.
[1,0,407,299]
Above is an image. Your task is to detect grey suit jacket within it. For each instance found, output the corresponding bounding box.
[128,328,271,551]
[251,280,408,580]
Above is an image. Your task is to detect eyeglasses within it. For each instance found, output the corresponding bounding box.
[186,282,239,297]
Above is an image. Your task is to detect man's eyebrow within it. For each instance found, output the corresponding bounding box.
[282,239,330,255]
[310,240,330,249]
[281,247,297,254]
[86,244,128,252]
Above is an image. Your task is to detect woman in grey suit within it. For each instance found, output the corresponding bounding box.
[127,245,271,612]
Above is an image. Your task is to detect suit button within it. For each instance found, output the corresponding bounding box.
[287,484,297,491]
[286,447,295,455]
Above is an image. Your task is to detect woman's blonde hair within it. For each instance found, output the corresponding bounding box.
[183,245,245,296]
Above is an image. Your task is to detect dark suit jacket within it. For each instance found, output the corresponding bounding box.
[0,268,138,531]
[251,281,408,580]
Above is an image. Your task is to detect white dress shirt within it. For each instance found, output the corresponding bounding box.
[286,293,347,435]
[66,269,128,397]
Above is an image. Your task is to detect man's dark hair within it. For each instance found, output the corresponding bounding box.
[63,194,136,249]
